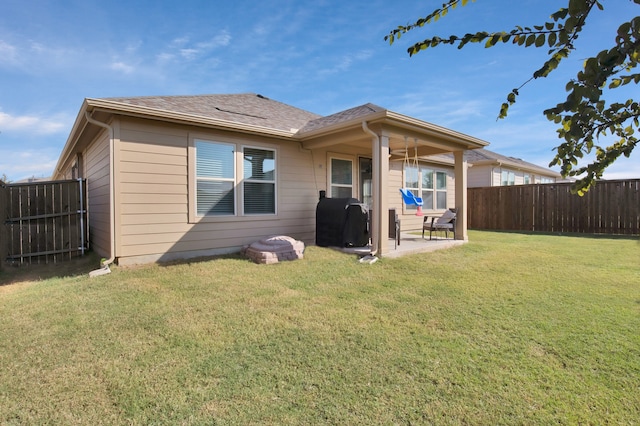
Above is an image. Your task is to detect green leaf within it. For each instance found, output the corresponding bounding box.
[568,0,588,16]
[525,34,536,47]
[535,34,546,47]
[485,33,501,48]
[548,32,557,47]
[551,8,569,21]
[499,102,509,119]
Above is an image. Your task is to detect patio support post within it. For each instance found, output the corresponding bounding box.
[454,150,468,240]
[375,133,390,255]
[363,122,390,256]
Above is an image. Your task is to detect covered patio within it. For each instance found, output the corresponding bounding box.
[299,104,488,258]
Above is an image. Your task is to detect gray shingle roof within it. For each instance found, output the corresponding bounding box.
[465,148,559,176]
[298,103,386,133]
[102,93,322,133]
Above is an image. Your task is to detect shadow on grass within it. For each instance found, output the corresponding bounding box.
[155,252,251,268]
[0,251,102,286]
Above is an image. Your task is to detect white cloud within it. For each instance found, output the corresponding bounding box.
[390,92,486,127]
[319,50,375,76]
[110,61,135,74]
[0,149,58,181]
[199,31,231,49]
[0,39,19,65]
[0,111,67,134]
[170,36,190,47]
[158,31,231,64]
[180,48,199,60]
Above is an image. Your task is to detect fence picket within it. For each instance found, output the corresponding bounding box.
[2,179,88,265]
[468,179,640,235]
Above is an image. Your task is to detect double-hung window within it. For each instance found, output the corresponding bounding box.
[196,141,236,216]
[243,147,275,214]
[403,164,420,212]
[330,158,353,198]
[194,139,277,217]
[435,171,447,209]
[501,170,515,186]
[404,164,449,211]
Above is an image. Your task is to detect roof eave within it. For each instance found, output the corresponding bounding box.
[53,99,91,179]
[298,109,490,151]
[295,109,388,140]
[471,158,561,177]
[381,110,489,150]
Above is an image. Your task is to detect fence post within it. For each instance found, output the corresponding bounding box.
[0,180,7,271]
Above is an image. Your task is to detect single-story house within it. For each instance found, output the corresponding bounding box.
[53,93,488,265]
[466,148,561,187]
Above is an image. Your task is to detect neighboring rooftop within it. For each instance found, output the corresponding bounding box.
[464,148,561,176]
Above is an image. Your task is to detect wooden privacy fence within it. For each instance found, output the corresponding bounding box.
[468,179,640,235]
[2,179,88,265]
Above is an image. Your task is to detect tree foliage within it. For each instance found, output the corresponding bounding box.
[386,0,640,194]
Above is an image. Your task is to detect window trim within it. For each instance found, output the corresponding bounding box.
[241,144,277,216]
[188,134,279,223]
[501,169,516,186]
[403,163,450,213]
[328,153,355,199]
[195,139,237,217]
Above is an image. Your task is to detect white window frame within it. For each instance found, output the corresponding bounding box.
[501,170,516,186]
[194,139,237,217]
[328,154,355,198]
[242,145,277,215]
[188,135,278,222]
[403,163,450,213]
[435,170,448,210]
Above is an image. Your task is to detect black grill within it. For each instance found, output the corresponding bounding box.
[316,196,369,248]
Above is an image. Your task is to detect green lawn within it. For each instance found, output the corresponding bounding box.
[1,231,639,425]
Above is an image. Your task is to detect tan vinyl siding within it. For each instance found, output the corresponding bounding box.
[491,167,502,186]
[467,165,492,188]
[84,131,111,258]
[114,118,319,265]
[388,160,404,213]
[116,119,189,261]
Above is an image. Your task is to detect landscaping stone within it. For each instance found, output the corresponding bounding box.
[242,235,305,264]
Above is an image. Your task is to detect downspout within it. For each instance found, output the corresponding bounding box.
[362,121,379,256]
[85,111,116,276]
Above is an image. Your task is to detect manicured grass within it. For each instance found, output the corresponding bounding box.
[1,231,639,424]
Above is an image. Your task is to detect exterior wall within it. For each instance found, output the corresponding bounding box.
[468,164,557,188]
[392,160,456,231]
[468,165,491,188]
[490,167,502,187]
[115,117,321,265]
[84,130,111,258]
[71,116,487,265]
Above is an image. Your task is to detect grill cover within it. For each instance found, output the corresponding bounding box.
[316,197,369,247]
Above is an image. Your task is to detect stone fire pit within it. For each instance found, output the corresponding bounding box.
[242,235,305,264]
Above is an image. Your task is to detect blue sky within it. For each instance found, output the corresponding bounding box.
[1,0,638,182]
